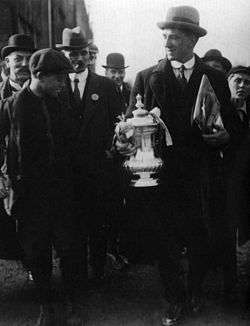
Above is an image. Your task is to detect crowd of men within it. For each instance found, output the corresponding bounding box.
[0,4,249,326]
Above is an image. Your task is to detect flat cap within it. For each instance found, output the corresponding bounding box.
[29,48,74,75]
[227,65,250,78]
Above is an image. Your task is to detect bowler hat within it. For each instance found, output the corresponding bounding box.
[29,48,74,75]
[203,49,232,73]
[56,26,89,50]
[157,5,207,37]
[102,53,128,69]
[1,34,36,59]
[227,65,250,78]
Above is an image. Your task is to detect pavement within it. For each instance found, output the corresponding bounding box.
[0,243,249,325]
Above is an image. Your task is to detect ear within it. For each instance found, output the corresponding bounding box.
[33,71,43,80]
[5,57,10,68]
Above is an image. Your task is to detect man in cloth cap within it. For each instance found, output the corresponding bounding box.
[202,49,232,75]
[103,53,131,111]
[0,48,85,326]
[115,5,240,325]
[57,26,123,284]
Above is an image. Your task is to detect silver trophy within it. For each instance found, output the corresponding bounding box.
[123,94,164,187]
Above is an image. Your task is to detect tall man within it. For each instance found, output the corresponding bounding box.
[103,53,131,111]
[57,27,123,283]
[116,6,239,325]
[0,48,85,326]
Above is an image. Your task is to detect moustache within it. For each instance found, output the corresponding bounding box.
[16,67,30,75]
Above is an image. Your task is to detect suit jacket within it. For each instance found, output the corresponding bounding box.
[61,71,123,203]
[119,82,131,112]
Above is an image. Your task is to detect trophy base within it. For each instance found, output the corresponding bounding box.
[130,172,159,187]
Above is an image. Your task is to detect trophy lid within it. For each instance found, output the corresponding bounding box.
[129,94,155,126]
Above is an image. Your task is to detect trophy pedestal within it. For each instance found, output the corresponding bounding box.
[131,172,159,187]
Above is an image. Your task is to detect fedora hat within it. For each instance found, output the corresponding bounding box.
[157,5,207,37]
[203,49,232,73]
[1,34,37,59]
[56,26,89,50]
[102,53,129,69]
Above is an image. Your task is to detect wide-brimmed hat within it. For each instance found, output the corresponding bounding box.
[157,5,207,37]
[29,48,74,75]
[227,65,250,78]
[102,53,128,69]
[203,49,232,73]
[56,26,90,50]
[1,34,37,59]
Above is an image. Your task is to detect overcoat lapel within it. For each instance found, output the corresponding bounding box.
[0,79,12,100]
[149,59,179,123]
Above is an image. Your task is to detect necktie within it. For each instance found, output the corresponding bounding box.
[73,78,81,106]
[178,65,187,90]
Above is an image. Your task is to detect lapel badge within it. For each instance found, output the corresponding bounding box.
[91,93,99,101]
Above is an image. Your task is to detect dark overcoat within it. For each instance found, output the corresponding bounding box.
[126,56,241,257]
[0,87,80,258]
[227,99,250,245]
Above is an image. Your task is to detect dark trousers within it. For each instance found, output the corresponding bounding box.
[12,182,85,303]
[120,179,210,305]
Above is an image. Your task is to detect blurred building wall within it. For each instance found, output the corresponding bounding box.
[0,0,93,50]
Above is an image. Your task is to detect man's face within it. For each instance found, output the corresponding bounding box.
[62,47,89,73]
[162,28,196,62]
[105,68,125,87]
[228,73,250,100]
[40,73,67,97]
[205,60,225,74]
[5,50,32,85]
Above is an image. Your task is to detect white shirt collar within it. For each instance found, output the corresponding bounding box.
[69,69,88,82]
[171,56,195,69]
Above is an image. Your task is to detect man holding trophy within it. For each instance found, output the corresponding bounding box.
[115,5,240,326]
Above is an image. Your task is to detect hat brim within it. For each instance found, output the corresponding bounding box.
[102,65,129,69]
[1,46,37,59]
[156,21,207,37]
[228,67,250,77]
[203,55,232,72]
[56,42,91,50]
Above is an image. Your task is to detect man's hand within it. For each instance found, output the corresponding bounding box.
[0,177,8,199]
[114,120,136,156]
[115,139,137,156]
[202,125,230,147]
